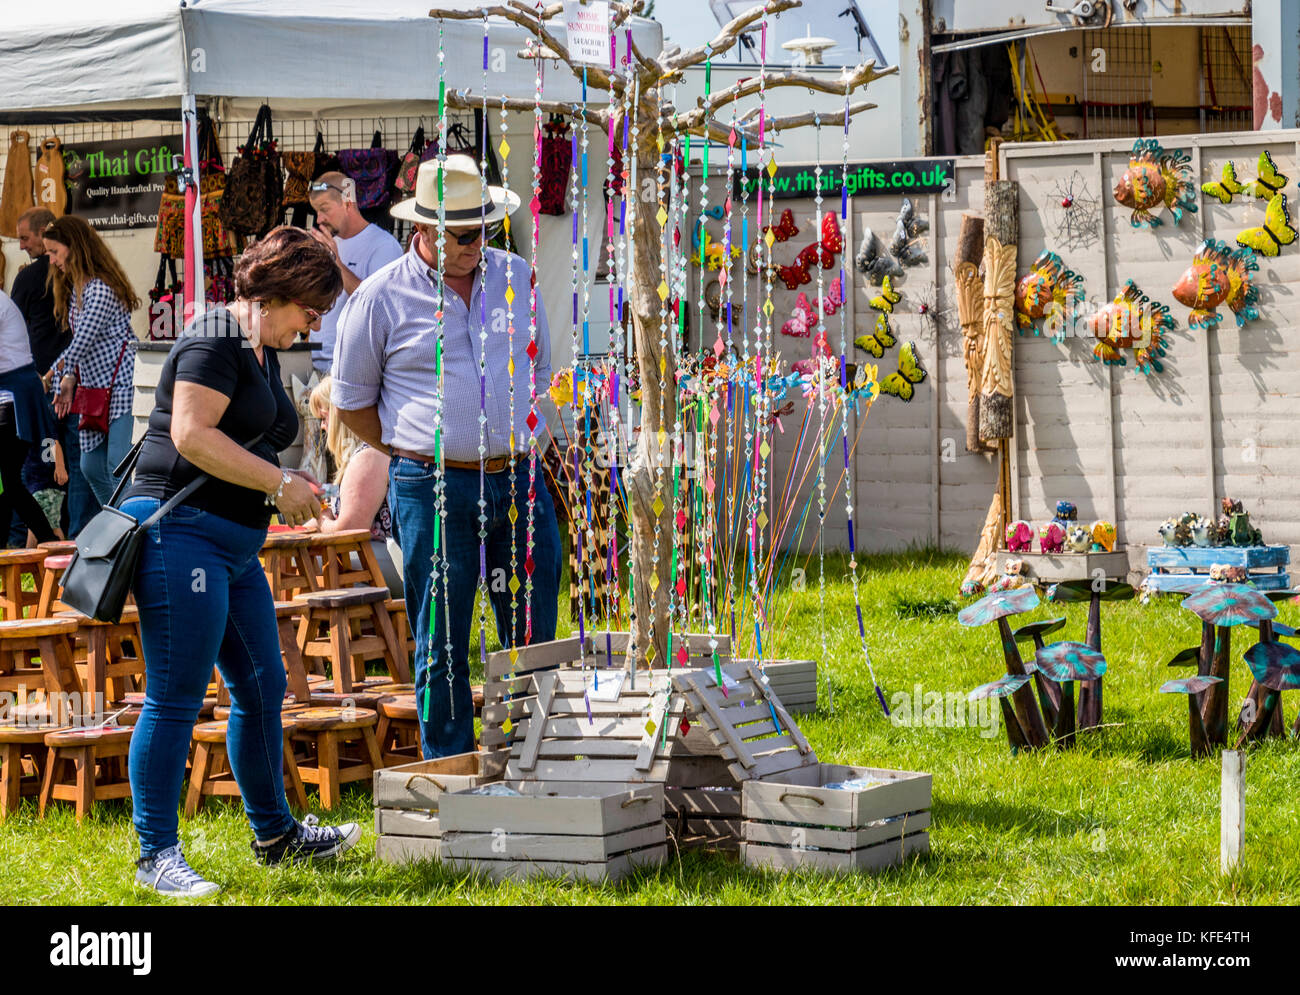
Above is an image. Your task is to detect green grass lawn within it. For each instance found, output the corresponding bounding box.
[3,549,1298,905]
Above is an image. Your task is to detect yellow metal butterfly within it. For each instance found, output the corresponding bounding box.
[869,275,902,314]
[879,342,928,402]
[853,312,896,357]
[1201,161,1245,204]
[1236,192,1298,257]
[1252,150,1289,199]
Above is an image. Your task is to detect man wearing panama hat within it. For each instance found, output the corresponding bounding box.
[332,154,562,759]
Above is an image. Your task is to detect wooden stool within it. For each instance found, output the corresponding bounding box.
[0,549,46,620]
[375,695,420,767]
[59,608,146,709]
[0,723,59,820]
[35,553,74,617]
[39,724,134,821]
[184,717,308,816]
[260,531,318,601]
[37,540,79,556]
[275,601,313,702]
[0,618,83,724]
[298,529,386,590]
[286,706,382,810]
[297,587,409,693]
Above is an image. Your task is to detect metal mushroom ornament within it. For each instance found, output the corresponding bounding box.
[958,587,1050,751]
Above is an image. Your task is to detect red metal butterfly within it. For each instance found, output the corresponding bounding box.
[763,208,799,242]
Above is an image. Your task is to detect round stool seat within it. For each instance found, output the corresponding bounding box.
[289,706,378,732]
[38,540,79,556]
[297,586,389,610]
[0,723,60,744]
[192,720,228,744]
[262,530,315,549]
[274,601,306,618]
[0,549,46,566]
[0,617,78,637]
[42,553,74,571]
[377,696,417,721]
[309,691,384,709]
[45,725,134,748]
[368,682,415,694]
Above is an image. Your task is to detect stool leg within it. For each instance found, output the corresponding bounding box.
[38,747,58,817]
[361,725,384,772]
[279,618,311,703]
[186,741,212,817]
[371,604,409,683]
[328,608,353,694]
[1,743,20,820]
[282,734,308,811]
[317,731,340,810]
[73,745,95,823]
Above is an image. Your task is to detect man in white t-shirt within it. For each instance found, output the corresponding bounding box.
[306,172,404,374]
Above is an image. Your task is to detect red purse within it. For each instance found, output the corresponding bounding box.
[69,339,130,434]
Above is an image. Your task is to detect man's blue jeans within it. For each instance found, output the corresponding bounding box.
[80,412,134,507]
[121,496,296,858]
[389,459,562,759]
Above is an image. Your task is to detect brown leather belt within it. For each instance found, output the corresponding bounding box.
[391,447,514,473]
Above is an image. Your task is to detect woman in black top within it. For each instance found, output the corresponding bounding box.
[120,228,358,898]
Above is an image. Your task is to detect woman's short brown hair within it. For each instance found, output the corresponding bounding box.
[234,226,342,311]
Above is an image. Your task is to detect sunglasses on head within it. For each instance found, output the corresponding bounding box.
[308,181,345,196]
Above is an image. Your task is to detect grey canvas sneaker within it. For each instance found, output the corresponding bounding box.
[135,844,221,898]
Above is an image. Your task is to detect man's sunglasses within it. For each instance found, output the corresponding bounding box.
[447,223,501,246]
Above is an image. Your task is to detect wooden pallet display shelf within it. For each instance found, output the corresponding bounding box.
[735,658,818,715]
[437,782,667,883]
[371,750,506,865]
[1145,545,1291,594]
[741,765,932,874]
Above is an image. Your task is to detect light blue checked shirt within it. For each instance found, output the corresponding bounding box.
[331,247,552,462]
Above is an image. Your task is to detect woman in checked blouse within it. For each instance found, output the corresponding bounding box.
[43,215,140,505]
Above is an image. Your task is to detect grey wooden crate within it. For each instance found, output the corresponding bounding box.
[999,549,1131,584]
[741,763,932,874]
[375,834,441,865]
[372,750,505,813]
[438,782,667,883]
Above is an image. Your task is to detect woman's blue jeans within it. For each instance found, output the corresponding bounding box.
[389,460,562,760]
[80,413,134,506]
[121,496,295,858]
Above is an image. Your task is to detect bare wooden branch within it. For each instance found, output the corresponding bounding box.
[672,61,894,133]
[665,0,801,72]
[738,99,877,133]
[447,88,607,129]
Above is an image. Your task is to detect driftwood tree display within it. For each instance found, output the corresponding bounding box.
[431,0,893,667]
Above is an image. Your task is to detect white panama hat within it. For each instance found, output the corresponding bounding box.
[389,153,520,225]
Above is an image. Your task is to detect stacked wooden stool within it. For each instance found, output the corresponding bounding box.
[185,716,309,815]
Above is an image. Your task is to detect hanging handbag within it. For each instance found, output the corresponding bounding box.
[219,104,283,237]
[153,173,186,257]
[310,132,342,180]
[0,130,35,238]
[393,126,428,194]
[61,433,265,623]
[36,136,68,217]
[337,131,398,210]
[147,256,181,340]
[68,336,131,435]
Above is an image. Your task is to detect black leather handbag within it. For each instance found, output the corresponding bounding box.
[61,434,264,623]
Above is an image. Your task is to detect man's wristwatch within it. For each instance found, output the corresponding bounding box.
[266,469,292,507]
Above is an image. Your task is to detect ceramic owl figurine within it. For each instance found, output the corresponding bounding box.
[1066,525,1091,553]
[1040,522,1066,553]
[1052,500,1078,531]
[1158,519,1180,546]
[1212,516,1232,546]
[1090,520,1116,552]
[1006,520,1034,552]
[1190,518,1212,547]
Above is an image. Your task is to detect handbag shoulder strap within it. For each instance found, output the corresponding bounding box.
[314,131,326,155]
[407,127,425,156]
[370,130,383,149]
[116,432,267,526]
